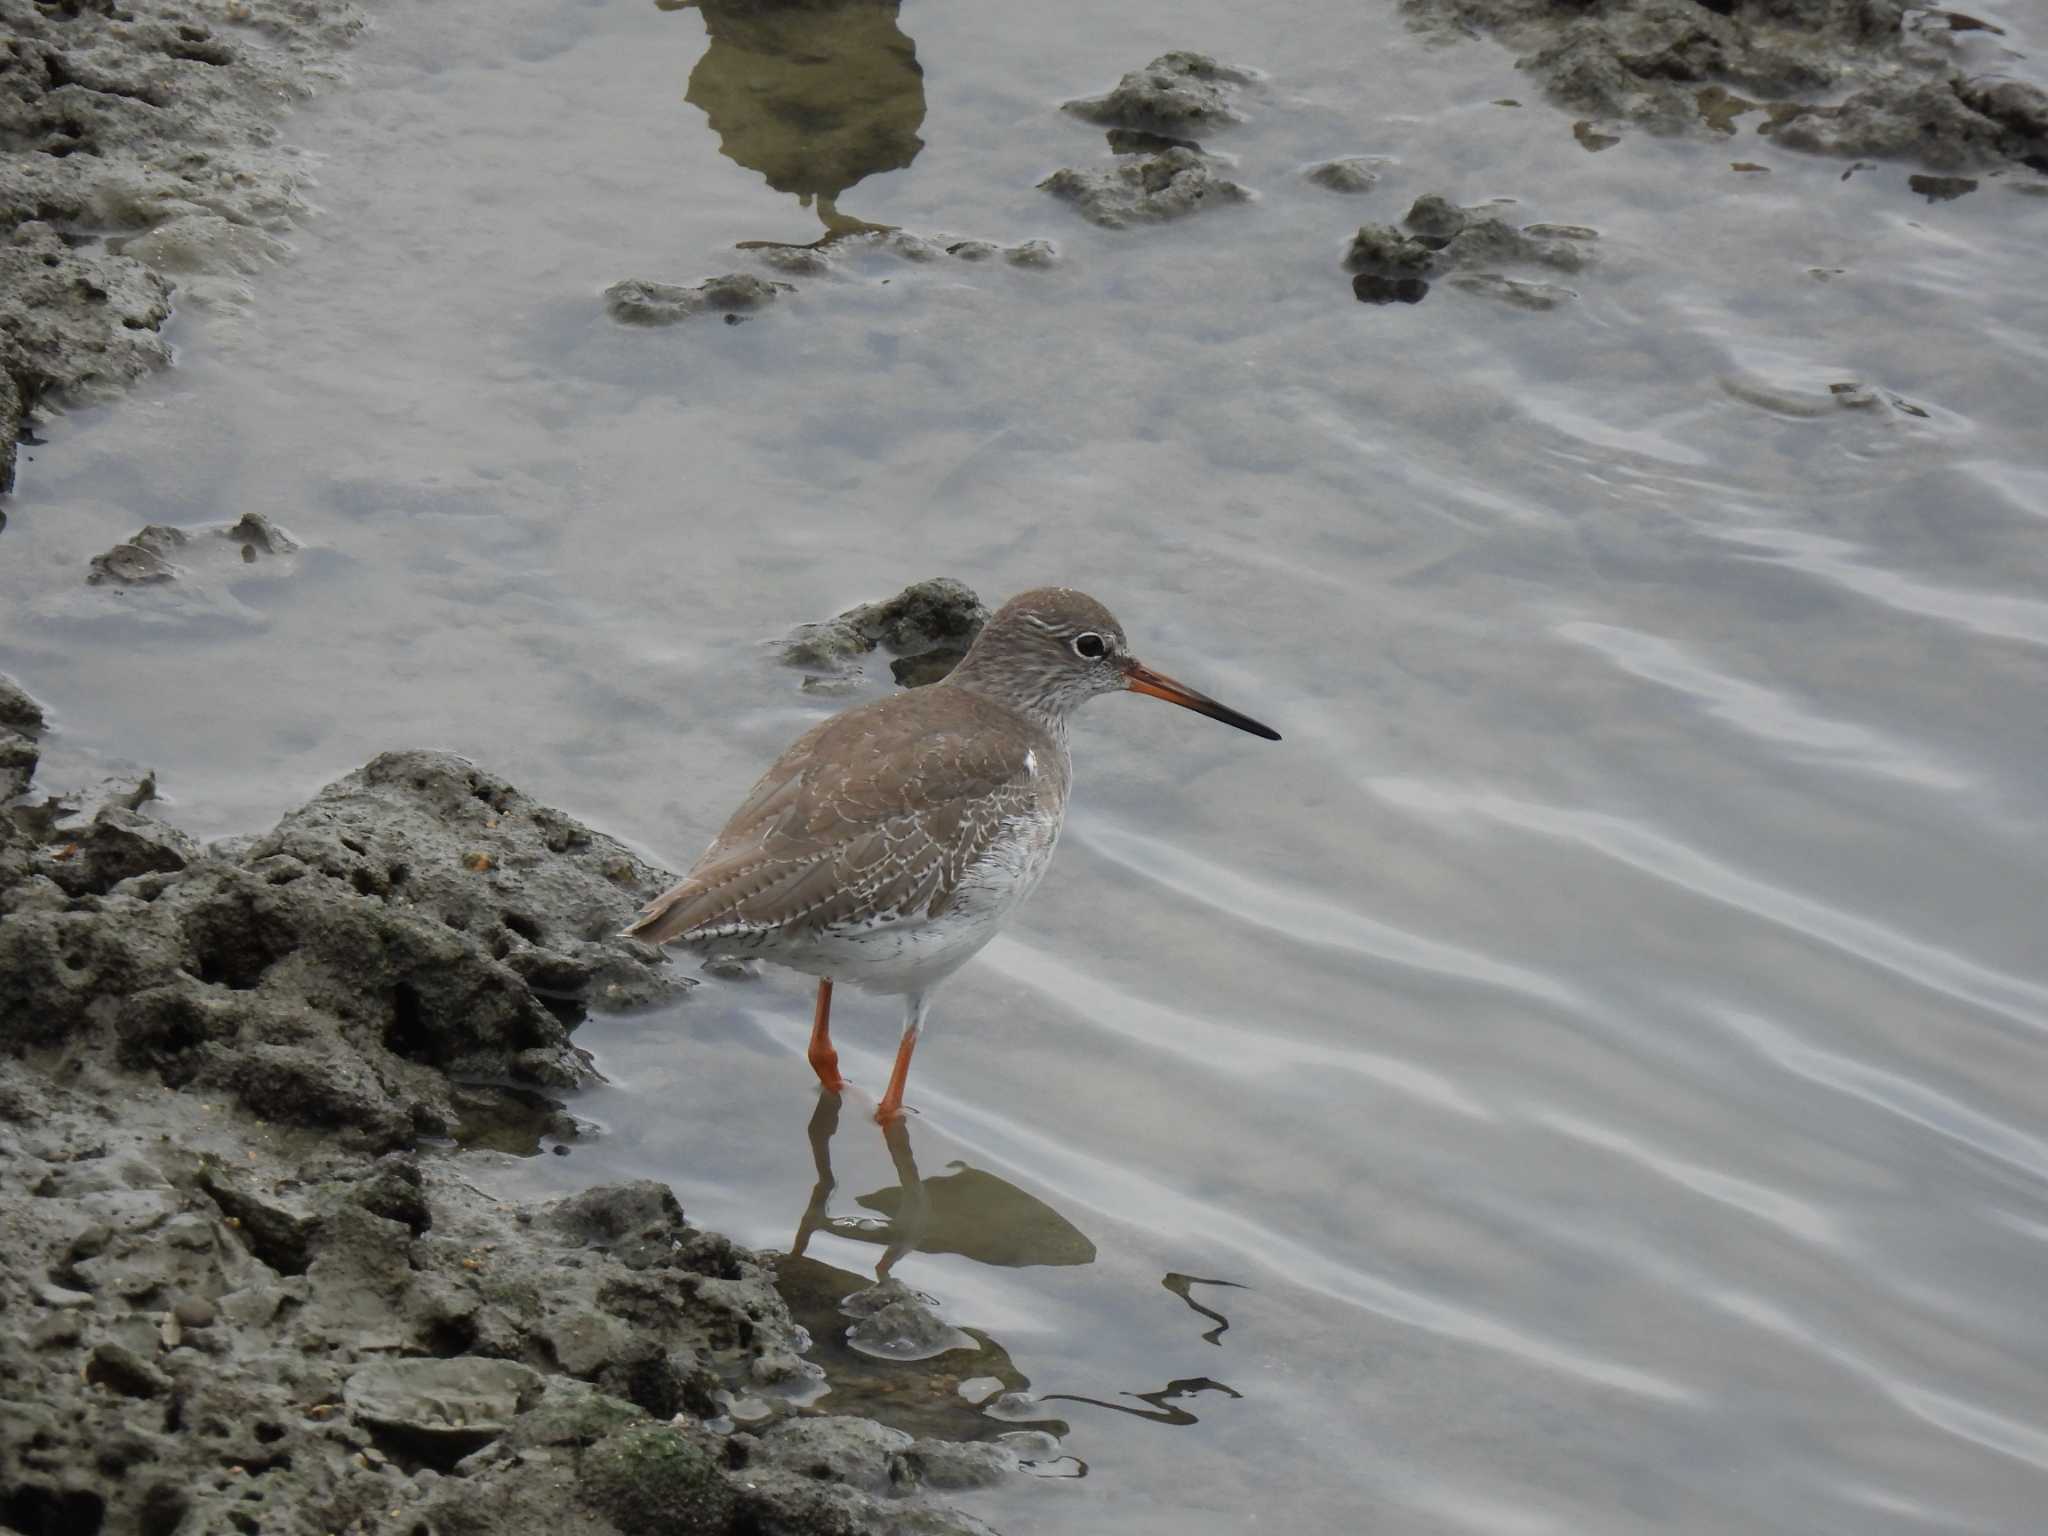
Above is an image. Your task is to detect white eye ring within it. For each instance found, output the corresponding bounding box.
[1072,632,1108,660]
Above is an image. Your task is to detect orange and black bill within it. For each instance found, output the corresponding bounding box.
[1123,661,1282,742]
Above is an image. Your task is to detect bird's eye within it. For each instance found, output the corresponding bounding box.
[1072,632,1108,660]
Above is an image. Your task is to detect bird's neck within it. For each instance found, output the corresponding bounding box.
[938,667,1074,751]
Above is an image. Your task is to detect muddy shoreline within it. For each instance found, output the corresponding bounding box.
[1,678,1029,1535]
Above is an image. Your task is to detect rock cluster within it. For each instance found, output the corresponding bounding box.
[1403,0,2048,171]
[0,679,1036,1535]
[2,735,684,1150]
[1345,193,1598,308]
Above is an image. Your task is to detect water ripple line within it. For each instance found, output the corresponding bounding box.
[1535,1108,1843,1247]
[1370,780,2048,1038]
[1713,524,2048,650]
[1713,1008,2048,1187]
[981,937,1494,1122]
[1556,620,1970,790]
[1077,819,1589,1015]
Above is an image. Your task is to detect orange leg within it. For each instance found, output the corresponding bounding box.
[807,979,845,1095]
[874,1026,918,1123]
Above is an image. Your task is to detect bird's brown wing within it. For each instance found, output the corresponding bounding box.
[623,689,1055,947]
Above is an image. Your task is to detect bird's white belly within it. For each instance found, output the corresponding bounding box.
[772,806,1061,994]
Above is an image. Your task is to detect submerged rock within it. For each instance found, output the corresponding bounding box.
[747,229,1058,279]
[1040,146,1253,228]
[1304,155,1391,193]
[87,514,303,587]
[1062,51,1257,132]
[604,273,792,326]
[842,1278,978,1361]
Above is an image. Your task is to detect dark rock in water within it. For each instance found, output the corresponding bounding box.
[222,510,302,554]
[1404,0,2048,172]
[780,578,989,687]
[1040,146,1253,228]
[1062,51,1256,132]
[604,273,792,326]
[1343,223,1440,278]
[1353,272,1431,304]
[1909,174,1979,202]
[1344,193,1595,309]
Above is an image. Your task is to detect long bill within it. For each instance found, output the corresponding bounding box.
[1123,661,1282,742]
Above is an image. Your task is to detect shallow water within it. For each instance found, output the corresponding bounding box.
[7,0,2048,1529]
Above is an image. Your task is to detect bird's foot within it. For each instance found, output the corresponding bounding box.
[808,1053,846,1097]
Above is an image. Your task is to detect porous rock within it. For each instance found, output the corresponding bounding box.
[1062,51,1257,131]
[0,750,686,1147]
[1403,0,2048,172]
[1040,146,1253,229]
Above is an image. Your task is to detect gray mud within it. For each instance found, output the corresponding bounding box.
[0,0,366,495]
[1,683,1023,1534]
[1404,0,2048,171]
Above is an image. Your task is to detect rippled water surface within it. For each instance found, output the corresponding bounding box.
[6,0,2048,1529]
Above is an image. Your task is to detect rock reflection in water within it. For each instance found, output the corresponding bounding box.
[658,0,925,240]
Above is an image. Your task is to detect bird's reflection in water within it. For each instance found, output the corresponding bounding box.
[775,1091,1247,1445]
[790,1089,1096,1277]
[775,1089,1080,1443]
[656,0,925,247]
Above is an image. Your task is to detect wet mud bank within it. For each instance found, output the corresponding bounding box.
[1,689,1030,1536]
[0,0,365,496]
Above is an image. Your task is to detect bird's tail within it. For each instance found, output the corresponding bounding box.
[619,877,701,947]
